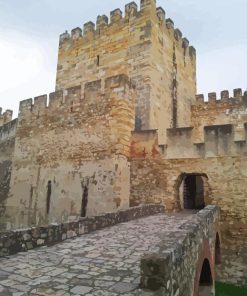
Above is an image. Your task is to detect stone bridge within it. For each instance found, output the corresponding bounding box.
[0,206,220,296]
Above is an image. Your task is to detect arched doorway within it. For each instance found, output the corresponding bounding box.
[198,258,213,295]
[179,174,206,210]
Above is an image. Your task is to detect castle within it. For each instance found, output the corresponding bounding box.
[0,0,246,288]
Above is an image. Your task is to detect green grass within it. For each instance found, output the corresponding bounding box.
[216,282,247,296]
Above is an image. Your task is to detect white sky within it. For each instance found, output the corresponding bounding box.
[0,0,247,117]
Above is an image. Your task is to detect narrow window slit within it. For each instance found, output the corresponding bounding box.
[46,180,52,215]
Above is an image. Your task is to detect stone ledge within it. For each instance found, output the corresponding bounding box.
[140,205,220,294]
[0,204,164,257]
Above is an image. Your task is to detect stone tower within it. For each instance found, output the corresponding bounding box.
[56,0,196,145]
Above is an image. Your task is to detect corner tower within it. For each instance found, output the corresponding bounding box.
[56,0,196,145]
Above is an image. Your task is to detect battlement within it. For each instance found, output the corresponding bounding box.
[0,118,17,143]
[0,109,17,144]
[195,88,247,106]
[0,108,13,127]
[15,74,135,164]
[19,74,134,117]
[166,122,247,159]
[58,0,195,59]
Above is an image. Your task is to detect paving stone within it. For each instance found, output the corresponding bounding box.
[0,215,200,295]
[0,286,12,296]
[110,282,138,293]
[94,280,115,288]
[70,286,93,295]
[54,284,69,290]
[77,274,92,279]
[12,284,31,292]
[88,291,118,296]
[9,274,31,283]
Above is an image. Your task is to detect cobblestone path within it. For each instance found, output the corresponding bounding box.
[0,213,194,296]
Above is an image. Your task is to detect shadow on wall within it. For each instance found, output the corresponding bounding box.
[0,161,12,229]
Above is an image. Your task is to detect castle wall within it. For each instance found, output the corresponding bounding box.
[130,154,247,286]
[5,74,135,229]
[0,115,17,230]
[165,90,247,159]
[56,0,196,144]
[149,8,196,144]
[192,90,247,143]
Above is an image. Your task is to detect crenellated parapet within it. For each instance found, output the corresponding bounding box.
[166,122,247,159]
[59,1,141,44]
[19,87,82,116]
[0,108,13,127]
[156,8,195,60]
[17,74,135,159]
[192,88,247,145]
[58,0,195,61]
[19,75,134,117]
[194,88,247,107]
[0,108,17,144]
[0,119,17,144]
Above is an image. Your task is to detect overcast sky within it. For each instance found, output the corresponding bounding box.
[0,0,247,117]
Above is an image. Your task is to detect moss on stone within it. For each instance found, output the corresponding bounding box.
[216,282,247,296]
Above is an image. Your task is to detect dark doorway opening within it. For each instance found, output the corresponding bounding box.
[199,258,213,295]
[81,186,88,217]
[183,175,205,209]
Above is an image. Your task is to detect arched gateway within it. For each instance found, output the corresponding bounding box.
[178,173,209,210]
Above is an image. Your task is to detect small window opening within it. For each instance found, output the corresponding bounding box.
[159,145,165,155]
[135,116,142,131]
[46,180,52,215]
[81,186,88,217]
[97,55,100,66]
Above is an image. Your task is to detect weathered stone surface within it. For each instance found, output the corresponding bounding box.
[0,204,164,257]
[0,0,246,289]
[130,156,247,286]
[4,74,135,228]
[140,206,220,295]
[70,286,92,295]
[0,208,218,295]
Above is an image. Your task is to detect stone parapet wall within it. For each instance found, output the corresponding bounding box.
[164,88,247,159]
[190,89,247,146]
[166,124,247,159]
[58,1,195,65]
[195,88,247,106]
[0,204,164,258]
[140,205,220,295]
